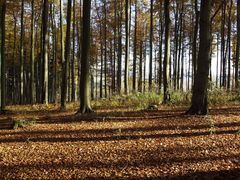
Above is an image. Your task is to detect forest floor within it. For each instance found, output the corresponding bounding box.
[0,104,240,179]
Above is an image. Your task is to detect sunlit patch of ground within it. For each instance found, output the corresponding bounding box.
[0,105,239,179]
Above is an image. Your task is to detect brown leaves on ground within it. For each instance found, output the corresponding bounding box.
[0,105,239,179]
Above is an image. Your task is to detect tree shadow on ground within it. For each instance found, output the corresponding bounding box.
[0,150,239,179]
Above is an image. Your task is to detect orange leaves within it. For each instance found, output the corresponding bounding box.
[0,104,240,178]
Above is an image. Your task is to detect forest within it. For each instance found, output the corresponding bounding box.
[0,0,240,178]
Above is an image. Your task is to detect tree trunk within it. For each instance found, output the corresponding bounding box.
[61,0,72,110]
[0,0,6,112]
[76,0,92,114]
[163,0,171,103]
[124,0,130,95]
[104,0,107,98]
[117,1,122,94]
[149,0,153,91]
[20,0,24,105]
[42,0,49,104]
[158,1,163,92]
[72,0,76,101]
[192,0,199,84]
[30,0,35,104]
[186,0,212,115]
[132,0,137,92]
[227,0,233,90]
[236,0,240,89]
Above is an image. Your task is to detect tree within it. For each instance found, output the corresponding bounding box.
[30,0,35,104]
[20,0,24,105]
[163,0,170,103]
[124,0,130,95]
[76,0,92,114]
[236,0,240,89]
[149,0,153,91]
[42,0,49,104]
[186,0,212,115]
[0,0,6,113]
[61,0,72,111]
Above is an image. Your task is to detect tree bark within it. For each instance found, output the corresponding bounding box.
[186,0,212,115]
[236,0,240,89]
[42,0,49,104]
[76,0,92,114]
[149,0,153,91]
[61,0,72,110]
[0,0,6,112]
[163,0,171,103]
[30,0,35,104]
[124,0,130,95]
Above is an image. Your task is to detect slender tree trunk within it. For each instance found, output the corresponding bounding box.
[158,2,163,92]
[61,0,72,110]
[104,0,107,98]
[42,0,49,104]
[117,1,122,94]
[149,0,153,91]
[163,0,171,103]
[100,27,103,98]
[59,0,65,104]
[72,0,76,101]
[227,0,233,90]
[138,40,143,92]
[124,0,130,95]
[20,0,25,105]
[133,0,137,92]
[221,0,226,88]
[30,0,35,104]
[113,0,117,94]
[236,0,240,89]
[12,15,17,104]
[0,0,6,112]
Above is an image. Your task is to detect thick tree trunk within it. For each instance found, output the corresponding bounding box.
[186,0,212,115]
[76,0,92,114]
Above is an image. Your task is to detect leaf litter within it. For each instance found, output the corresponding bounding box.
[0,105,239,179]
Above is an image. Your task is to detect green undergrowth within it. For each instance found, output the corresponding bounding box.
[92,88,240,110]
[12,119,36,129]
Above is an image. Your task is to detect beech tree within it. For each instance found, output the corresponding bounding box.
[61,0,72,111]
[163,0,170,103]
[76,0,92,114]
[187,0,212,115]
[0,0,6,113]
[42,0,49,104]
